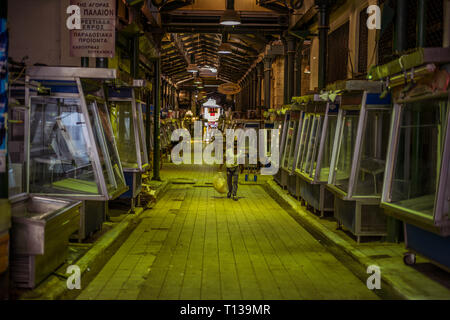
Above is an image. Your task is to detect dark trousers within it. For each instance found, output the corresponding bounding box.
[226,166,239,196]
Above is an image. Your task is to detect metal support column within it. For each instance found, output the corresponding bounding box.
[152,58,161,181]
[416,0,427,47]
[283,39,289,104]
[264,57,272,109]
[396,0,407,53]
[316,0,329,90]
[294,40,304,97]
[287,36,296,102]
[256,62,263,109]
[130,34,139,78]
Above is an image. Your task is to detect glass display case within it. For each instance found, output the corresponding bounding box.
[107,84,149,210]
[292,94,337,216]
[25,66,127,241]
[380,49,450,269]
[8,100,82,288]
[326,80,391,242]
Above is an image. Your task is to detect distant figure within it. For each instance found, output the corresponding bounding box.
[226,140,243,201]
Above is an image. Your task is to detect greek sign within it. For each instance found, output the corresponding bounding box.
[69,0,116,58]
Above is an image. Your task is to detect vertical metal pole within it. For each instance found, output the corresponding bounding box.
[264,57,272,109]
[395,0,407,52]
[283,39,289,104]
[145,89,151,161]
[416,0,427,48]
[316,0,329,90]
[257,63,263,109]
[130,34,139,78]
[152,59,161,181]
[287,36,296,103]
[294,40,304,97]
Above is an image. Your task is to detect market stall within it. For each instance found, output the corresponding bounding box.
[108,82,149,211]
[379,48,450,269]
[326,80,392,242]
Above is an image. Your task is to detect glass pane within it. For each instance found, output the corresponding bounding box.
[282,121,295,168]
[296,115,312,171]
[304,116,323,175]
[389,99,448,216]
[317,115,337,182]
[29,97,100,195]
[8,108,26,196]
[287,121,299,169]
[354,109,391,196]
[109,101,139,169]
[90,101,126,192]
[333,112,359,193]
[137,103,149,166]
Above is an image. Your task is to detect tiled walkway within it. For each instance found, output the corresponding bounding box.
[77,164,378,300]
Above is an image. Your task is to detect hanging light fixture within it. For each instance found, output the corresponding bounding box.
[187,53,199,73]
[220,0,241,25]
[218,32,232,54]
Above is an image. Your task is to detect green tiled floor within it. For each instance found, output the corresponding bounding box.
[78,164,378,300]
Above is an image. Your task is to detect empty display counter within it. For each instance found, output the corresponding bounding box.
[292,94,336,217]
[379,48,450,270]
[8,91,82,289]
[327,80,392,243]
[25,67,128,240]
[108,82,149,211]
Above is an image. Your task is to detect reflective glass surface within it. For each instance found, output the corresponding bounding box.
[317,115,337,182]
[87,99,126,193]
[354,109,391,196]
[29,97,100,195]
[389,98,448,216]
[110,101,139,169]
[333,112,359,192]
[296,115,312,171]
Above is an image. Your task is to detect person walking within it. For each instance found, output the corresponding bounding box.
[226,140,242,201]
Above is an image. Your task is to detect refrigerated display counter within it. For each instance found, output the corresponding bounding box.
[25,67,127,241]
[108,83,149,210]
[326,80,391,242]
[8,94,82,289]
[292,94,336,216]
[379,48,450,269]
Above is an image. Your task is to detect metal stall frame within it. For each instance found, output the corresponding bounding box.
[107,83,150,210]
[326,81,390,242]
[293,96,337,217]
[274,110,289,186]
[24,67,128,241]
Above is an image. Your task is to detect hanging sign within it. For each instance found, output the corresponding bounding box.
[218,82,241,95]
[69,0,116,58]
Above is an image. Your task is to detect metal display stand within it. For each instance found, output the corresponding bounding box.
[8,102,82,289]
[380,48,450,270]
[107,82,150,212]
[24,67,128,242]
[326,80,392,242]
[292,94,336,217]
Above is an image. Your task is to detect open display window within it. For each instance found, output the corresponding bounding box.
[26,67,127,200]
[107,84,150,208]
[378,48,450,269]
[8,80,82,289]
[292,94,336,216]
[325,81,391,242]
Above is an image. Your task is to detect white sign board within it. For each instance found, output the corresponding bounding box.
[70,0,116,58]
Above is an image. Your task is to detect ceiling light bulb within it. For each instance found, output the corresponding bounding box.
[220,9,241,26]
